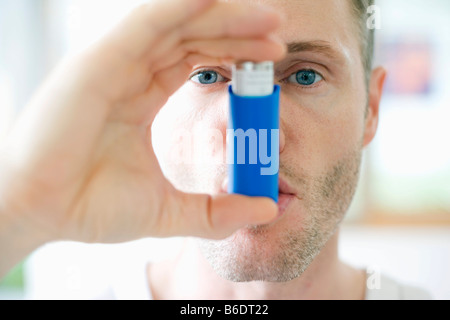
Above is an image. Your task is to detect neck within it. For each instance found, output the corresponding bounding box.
[149,228,366,300]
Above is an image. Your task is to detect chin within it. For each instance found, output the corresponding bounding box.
[197,204,316,283]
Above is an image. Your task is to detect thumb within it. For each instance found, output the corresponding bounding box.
[163,191,278,239]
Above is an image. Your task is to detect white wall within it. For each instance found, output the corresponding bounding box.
[339,226,450,300]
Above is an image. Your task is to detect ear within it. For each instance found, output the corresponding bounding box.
[363,66,387,147]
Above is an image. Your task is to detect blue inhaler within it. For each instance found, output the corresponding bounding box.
[228,62,280,202]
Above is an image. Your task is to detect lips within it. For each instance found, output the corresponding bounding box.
[276,192,296,219]
[278,177,297,196]
[220,176,298,220]
[276,177,297,219]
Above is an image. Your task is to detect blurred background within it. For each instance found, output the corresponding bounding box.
[0,0,449,299]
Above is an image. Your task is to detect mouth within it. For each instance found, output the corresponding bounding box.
[220,176,298,220]
[276,177,297,219]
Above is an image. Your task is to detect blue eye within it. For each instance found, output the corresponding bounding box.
[288,70,323,86]
[190,70,226,85]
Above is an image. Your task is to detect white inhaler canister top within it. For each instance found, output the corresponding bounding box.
[232,61,274,97]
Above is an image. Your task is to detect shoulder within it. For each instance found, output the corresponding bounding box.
[366,273,432,300]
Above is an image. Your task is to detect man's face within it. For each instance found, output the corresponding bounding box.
[152,0,370,281]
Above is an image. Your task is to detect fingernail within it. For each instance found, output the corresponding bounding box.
[255,4,275,14]
[255,5,282,20]
[268,34,287,57]
[220,57,235,66]
[268,34,285,45]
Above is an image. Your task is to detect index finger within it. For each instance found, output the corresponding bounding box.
[104,0,216,59]
[181,2,282,39]
[103,0,282,60]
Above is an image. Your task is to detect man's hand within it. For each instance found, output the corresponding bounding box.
[0,0,285,276]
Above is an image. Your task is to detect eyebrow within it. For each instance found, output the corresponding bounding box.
[287,40,345,63]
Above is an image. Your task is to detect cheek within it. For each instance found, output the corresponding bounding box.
[323,104,365,157]
[281,90,365,174]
